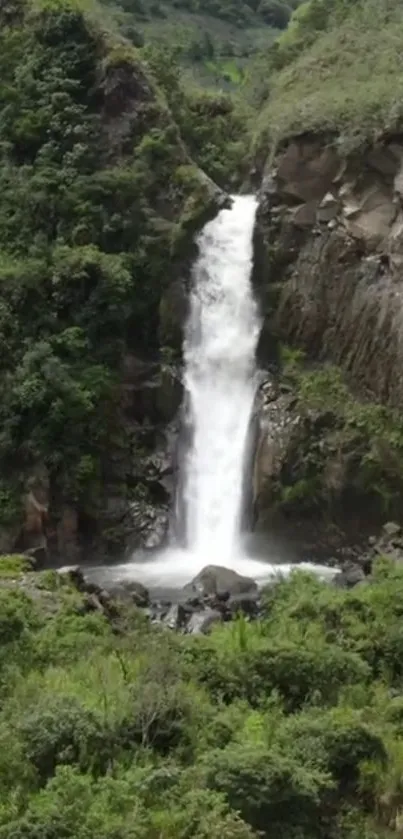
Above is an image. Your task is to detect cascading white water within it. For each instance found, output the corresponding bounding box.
[87,195,339,590]
[182,194,260,562]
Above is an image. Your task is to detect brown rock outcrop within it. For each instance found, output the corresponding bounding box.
[257,135,403,408]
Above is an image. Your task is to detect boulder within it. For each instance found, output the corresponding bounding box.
[184,565,257,598]
[276,141,339,204]
[291,201,318,228]
[317,192,340,223]
[108,580,150,607]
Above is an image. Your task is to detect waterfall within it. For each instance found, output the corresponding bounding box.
[82,196,340,590]
[181,195,260,562]
[122,194,281,586]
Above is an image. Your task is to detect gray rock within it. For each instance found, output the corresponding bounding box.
[334,562,365,589]
[163,603,186,630]
[109,580,150,607]
[382,521,401,538]
[56,565,86,590]
[184,565,257,598]
[186,608,222,635]
[229,592,260,617]
[124,581,150,607]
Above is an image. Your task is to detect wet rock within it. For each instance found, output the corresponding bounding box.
[108,580,150,607]
[334,562,366,589]
[56,565,86,590]
[123,581,150,607]
[163,603,186,630]
[25,544,48,568]
[184,565,257,598]
[20,465,50,561]
[56,505,81,564]
[121,501,169,554]
[122,363,182,426]
[228,592,260,617]
[382,521,401,539]
[186,608,223,635]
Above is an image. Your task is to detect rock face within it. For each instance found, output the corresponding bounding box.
[251,369,403,557]
[257,136,403,408]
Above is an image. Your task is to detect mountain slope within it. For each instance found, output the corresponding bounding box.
[0,0,222,559]
[254,0,403,154]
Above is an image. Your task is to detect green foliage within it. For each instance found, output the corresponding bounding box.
[274,354,403,518]
[3,563,403,836]
[0,555,33,578]
[0,0,218,524]
[253,0,403,152]
[17,696,107,782]
[143,44,248,186]
[204,742,333,837]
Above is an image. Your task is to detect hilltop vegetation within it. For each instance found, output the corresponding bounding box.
[253,0,403,154]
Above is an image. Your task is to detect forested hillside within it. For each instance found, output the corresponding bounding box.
[0,0,228,560]
[3,1,403,838]
[105,0,304,88]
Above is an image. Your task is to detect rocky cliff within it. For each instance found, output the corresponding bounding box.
[253,135,403,555]
[257,135,403,406]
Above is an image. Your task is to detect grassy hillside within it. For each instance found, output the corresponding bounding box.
[253,0,403,154]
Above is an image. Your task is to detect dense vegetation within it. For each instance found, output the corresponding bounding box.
[105,0,305,90]
[253,0,403,153]
[1,556,403,837]
[269,350,403,521]
[0,0,226,534]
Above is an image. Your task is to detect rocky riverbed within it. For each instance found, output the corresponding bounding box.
[44,520,403,633]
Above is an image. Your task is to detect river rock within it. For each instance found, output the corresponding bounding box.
[334,561,366,589]
[108,580,150,607]
[382,521,401,539]
[163,603,187,630]
[186,607,223,635]
[56,565,86,590]
[228,592,260,617]
[183,565,258,598]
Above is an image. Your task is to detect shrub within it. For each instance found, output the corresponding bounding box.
[203,742,333,837]
[17,696,107,782]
